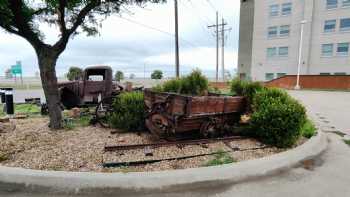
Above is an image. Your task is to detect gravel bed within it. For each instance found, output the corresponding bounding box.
[0,117,302,172]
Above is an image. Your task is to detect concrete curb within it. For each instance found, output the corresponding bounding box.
[0,131,327,196]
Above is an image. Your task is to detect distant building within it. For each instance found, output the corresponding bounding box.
[5,68,12,79]
[238,0,350,81]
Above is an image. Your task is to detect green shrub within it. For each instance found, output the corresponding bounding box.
[230,79,265,105]
[109,92,145,131]
[153,69,209,95]
[162,79,182,93]
[344,139,350,146]
[181,69,208,95]
[251,88,307,148]
[302,119,317,138]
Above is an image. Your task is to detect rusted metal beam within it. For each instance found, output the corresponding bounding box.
[104,136,246,152]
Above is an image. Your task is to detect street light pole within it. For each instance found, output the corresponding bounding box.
[295,20,307,90]
[174,0,180,78]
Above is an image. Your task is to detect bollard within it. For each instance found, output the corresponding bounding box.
[5,88,14,115]
[0,88,5,104]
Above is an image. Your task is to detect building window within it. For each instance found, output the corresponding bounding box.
[340,18,350,31]
[320,73,331,75]
[269,4,279,17]
[265,73,274,81]
[267,47,277,57]
[337,43,349,56]
[324,20,336,32]
[277,73,286,78]
[268,26,278,38]
[281,3,292,16]
[321,44,334,56]
[278,47,289,56]
[342,0,350,7]
[327,0,338,9]
[334,72,347,75]
[279,25,290,37]
[239,73,247,80]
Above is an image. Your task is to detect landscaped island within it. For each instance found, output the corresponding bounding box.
[0,71,316,172]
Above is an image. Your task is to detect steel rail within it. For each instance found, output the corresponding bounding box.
[102,146,271,168]
[104,136,246,152]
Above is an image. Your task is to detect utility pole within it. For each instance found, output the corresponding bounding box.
[219,19,232,82]
[221,18,225,81]
[208,12,227,82]
[174,0,180,78]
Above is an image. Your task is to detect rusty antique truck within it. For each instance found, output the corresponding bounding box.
[57,66,121,109]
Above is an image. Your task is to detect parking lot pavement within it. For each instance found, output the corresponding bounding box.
[288,90,350,135]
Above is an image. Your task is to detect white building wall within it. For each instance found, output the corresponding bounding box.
[238,0,350,81]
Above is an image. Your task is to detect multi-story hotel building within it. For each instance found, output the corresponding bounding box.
[238,0,350,81]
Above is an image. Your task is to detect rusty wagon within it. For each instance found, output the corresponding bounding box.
[144,89,246,139]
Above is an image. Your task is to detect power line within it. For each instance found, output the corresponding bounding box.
[186,0,214,24]
[179,0,215,44]
[205,0,217,12]
[116,15,199,48]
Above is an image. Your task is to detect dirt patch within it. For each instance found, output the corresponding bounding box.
[0,117,304,172]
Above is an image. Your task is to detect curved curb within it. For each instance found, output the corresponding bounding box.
[0,131,327,196]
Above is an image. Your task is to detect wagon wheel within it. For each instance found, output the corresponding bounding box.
[95,96,115,128]
[146,113,175,140]
[200,119,220,138]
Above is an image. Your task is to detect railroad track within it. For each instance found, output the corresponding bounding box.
[102,136,272,168]
[104,135,246,152]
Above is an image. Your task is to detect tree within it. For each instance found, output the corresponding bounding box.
[66,67,83,81]
[129,73,135,79]
[0,0,165,129]
[115,71,124,82]
[151,70,163,79]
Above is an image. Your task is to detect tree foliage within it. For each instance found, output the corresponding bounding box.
[115,70,124,82]
[66,66,83,81]
[151,70,163,79]
[0,0,165,48]
[0,0,165,129]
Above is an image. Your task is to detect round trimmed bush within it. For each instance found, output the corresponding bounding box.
[109,91,145,131]
[251,88,307,148]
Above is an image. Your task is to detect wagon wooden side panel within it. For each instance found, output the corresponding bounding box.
[144,89,247,139]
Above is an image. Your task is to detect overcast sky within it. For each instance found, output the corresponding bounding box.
[0,0,240,78]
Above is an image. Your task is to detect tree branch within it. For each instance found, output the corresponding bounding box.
[9,0,44,48]
[57,0,67,34]
[53,0,102,54]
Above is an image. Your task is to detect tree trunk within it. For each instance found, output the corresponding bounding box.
[37,47,62,129]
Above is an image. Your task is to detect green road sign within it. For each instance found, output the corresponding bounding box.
[11,62,22,75]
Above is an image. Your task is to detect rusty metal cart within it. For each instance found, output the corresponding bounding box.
[144,89,246,139]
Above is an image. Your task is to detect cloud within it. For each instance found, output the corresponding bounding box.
[0,0,240,78]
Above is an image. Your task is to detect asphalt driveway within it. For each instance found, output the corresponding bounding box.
[288,90,350,135]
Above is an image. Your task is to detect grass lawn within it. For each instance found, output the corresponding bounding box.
[0,103,41,117]
[0,104,4,117]
[0,84,42,90]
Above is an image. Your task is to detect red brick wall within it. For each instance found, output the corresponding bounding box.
[265,75,350,90]
[209,82,230,90]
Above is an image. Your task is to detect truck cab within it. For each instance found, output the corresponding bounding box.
[58,66,115,109]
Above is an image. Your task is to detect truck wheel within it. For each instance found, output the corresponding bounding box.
[60,89,80,109]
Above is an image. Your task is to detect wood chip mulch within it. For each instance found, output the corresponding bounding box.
[0,117,302,172]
